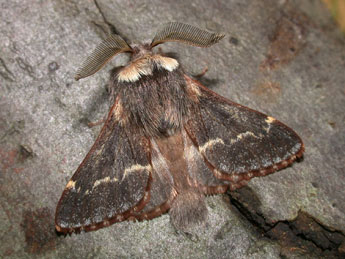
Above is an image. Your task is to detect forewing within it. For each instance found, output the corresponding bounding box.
[55,100,151,233]
[184,76,304,188]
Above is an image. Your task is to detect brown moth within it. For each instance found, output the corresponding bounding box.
[55,22,304,234]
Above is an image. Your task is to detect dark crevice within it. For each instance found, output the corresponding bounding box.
[93,0,118,34]
[92,0,130,43]
[0,57,15,82]
[229,186,345,258]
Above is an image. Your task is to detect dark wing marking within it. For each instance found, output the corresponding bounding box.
[184,76,304,190]
[55,98,151,233]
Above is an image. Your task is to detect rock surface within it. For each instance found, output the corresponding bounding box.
[0,0,344,258]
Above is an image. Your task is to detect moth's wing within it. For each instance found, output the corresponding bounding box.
[132,138,177,221]
[184,76,304,190]
[55,99,152,233]
[180,129,229,194]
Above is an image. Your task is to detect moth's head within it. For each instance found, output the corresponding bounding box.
[128,43,152,59]
[74,22,225,81]
[115,42,181,83]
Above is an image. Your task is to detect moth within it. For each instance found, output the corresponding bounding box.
[55,22,304,234]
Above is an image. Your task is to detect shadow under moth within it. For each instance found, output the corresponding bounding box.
[55,22,304,234]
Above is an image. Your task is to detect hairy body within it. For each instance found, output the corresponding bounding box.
[55,23,304,234]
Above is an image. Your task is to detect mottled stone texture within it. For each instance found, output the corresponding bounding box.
[0,0,344,258]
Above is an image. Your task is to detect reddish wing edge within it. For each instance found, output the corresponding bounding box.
[184,75,304,190]
[55,99,153,234]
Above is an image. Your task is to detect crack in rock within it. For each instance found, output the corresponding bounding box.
[229,186,345,258]
[0,57,15,82]
[93,0,120,36]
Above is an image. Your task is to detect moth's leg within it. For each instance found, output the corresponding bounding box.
[87,118,107,128]
[87,68,124,128]
[193,65,208,78]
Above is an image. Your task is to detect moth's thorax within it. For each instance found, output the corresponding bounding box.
[112,52,192,137]
[117,44,179,83]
